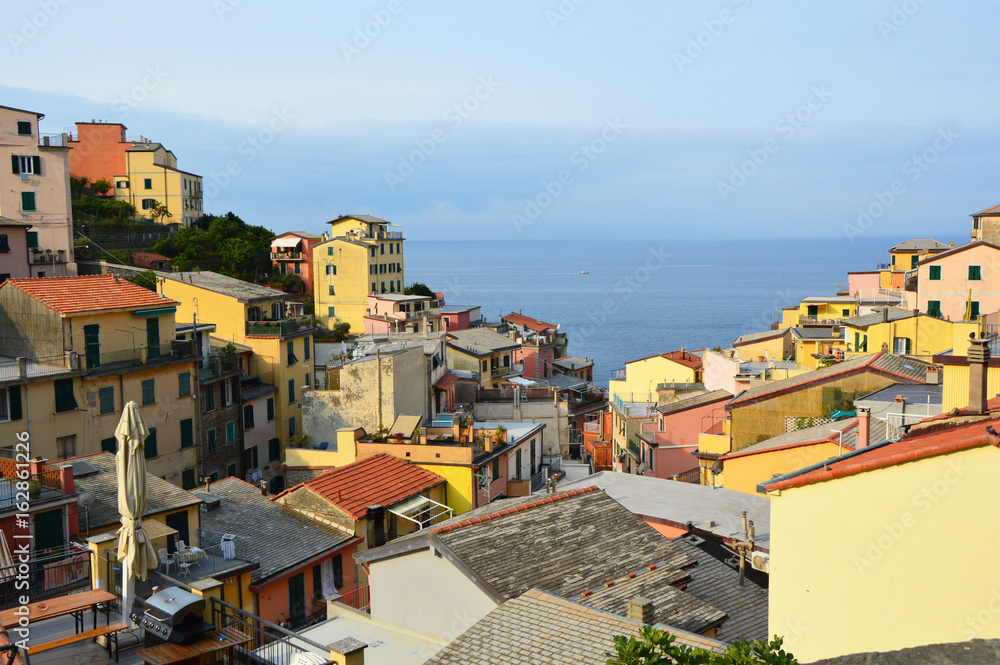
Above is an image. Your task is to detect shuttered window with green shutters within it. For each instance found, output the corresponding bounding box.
[145,428,158,459]
[54,379,78,413]
[180,418,194,448]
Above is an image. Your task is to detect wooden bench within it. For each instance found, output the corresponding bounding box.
[27,621,128,661]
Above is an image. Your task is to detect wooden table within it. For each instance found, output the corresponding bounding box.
[0,589,116,632]
[135,627,253,665]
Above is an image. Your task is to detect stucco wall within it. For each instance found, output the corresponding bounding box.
[473,401,566,456]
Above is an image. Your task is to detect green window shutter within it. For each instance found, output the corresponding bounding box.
[101,437,117,454]
[929,265,941,280]
[328,307,335,317]
[971,301,981,319]
[289,416,296,437]
[905,338,912,354]
[141,379,155,405]
[266,397,274,421]
[26,231,37,248]
[145,428,158,459]
[304,338,310,361]
[54,379,78,412]
[208,429,217,451]
[969,265,982,280]
[205,385,215,411]
[328,286,334,296]
[288,378,295,404]
[11,155,19,174]
[226,421,235,444]
[182,469,196,490]
[180,418,193,448]
[269,437,280,461]
[327,247,333,256]
[99,386,115,414]
[178,372,191,397]
[32,156,40,175]
[8,386,22,421]
[21,192,35,211]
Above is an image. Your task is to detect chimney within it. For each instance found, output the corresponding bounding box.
[259,479,268,496]
[627,596,655,625]
[968,337,991,415]
[925,364,940,385]
[366,505,386,548]
[882,307,890,323]
[329,637,366,665]
[857,407,871,449]
[950,240,956,247]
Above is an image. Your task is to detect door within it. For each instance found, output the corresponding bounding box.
[146,318,160,360]
[33,508,65,554]
[288,572,306,624]
[164,511,190,552]
[83,324,100,369]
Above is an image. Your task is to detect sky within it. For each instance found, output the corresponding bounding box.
[2,0,998,241]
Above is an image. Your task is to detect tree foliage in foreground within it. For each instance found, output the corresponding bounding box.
[607,626,797,665]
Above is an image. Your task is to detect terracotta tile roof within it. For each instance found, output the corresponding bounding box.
[626,349,703,370]
[274,454,445,519]
[765,418,1000,492]
[433,373,459,390]
[3,275,177,315]
[502,312,558,332]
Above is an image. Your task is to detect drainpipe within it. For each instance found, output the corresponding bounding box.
[376,348,383,430]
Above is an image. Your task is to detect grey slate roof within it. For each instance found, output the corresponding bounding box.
[578,565,727,635]
[161,271,286,303]
[842,307,917,329]
[197,477,356,584]
[725,418,888,458]
[658,389,732,416]
[733,328,789,346]
[855,383,943,406]
[427,489,698,601]
[730,352,927,406]
[552,355,592,371]
[672,539,769,644]
[422,588,727,665]
[62,453,202,532]
[889,238,950,252]
[446,328,520,356]
[330,214,391,226]
[790,326,843,340]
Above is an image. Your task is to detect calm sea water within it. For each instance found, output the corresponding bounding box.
[406,237,894,384]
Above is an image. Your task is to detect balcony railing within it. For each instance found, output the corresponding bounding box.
[86,339,195,373]
[28,249,69,264]
[402,308,441,320]
[0,469,63,510]
[270,251,302,260]
[38,133,69,147]
[584,420,600,433]
[492,362,524,378]
[627,439,642,458]
[246,315,316,337]
[336,585,370,613]
[199,354,240,380]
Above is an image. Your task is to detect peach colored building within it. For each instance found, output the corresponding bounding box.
[271,231,324,295]
[67,121,130,185]
[916,241,1000,321]
[363,293,442,334]
[638,390,732,481]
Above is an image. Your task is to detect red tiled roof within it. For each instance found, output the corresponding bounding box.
[3,275,177,315]
[660,350,702,370]
[503,312,558,332]
[274,454,445,519]
[431,486,599,534]
[765,419,1000,492]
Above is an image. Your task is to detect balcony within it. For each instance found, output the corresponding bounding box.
[38,133,69,147]
[28,248,68,264]
[0,464,64,510]
[492,362,524,378]
[199,353,241,380]
[86,339,196,373]
[246,315,316,337]
[271,251,303,261]
[402,308,441,320]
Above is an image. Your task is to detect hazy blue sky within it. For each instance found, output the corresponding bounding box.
[3,1,997,241]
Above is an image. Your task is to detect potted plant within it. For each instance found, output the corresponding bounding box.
[28,479,41,500]
[493,424,507,445]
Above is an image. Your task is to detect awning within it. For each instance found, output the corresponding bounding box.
[508,377,537,386]
[433,373,459,390]
[388,495,453,528]
[272,237,302,248]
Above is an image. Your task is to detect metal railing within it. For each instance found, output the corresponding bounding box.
[627,439,642,458]
[0,354,73,382]
[87,339,195,373]
[0,548,92,610]
[246,315,316,337]
[28,250,69,264]
[270,251,302,260]
[199,354,240,380]
[210,597,335,665]
[336,585,370,613]
[583,420,600,433]
[38,133,69,147]
[0,468,64,510]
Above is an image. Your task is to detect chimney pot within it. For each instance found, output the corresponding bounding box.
[627,596,656,625]
[260,480,268,496]
[968,338,991,415]
[857,408,871,449]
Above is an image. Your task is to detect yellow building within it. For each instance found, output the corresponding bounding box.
[798,296,858,323]
[733,328,792,363]
[842,306,953,361]
[934,320,999,412]
[114,141,203,227]
[446,328,523,388]
[313,214,405,332]
[790,326,848,369]
[765,407,1000,660]
[887,238,952,273]
[608,349,703,405]
[0,275,200,486]
[159,271,316,461]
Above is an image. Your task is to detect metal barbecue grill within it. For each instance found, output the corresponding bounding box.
[129,586,214,646]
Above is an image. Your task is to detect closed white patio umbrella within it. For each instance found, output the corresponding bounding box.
[116,401,158,625]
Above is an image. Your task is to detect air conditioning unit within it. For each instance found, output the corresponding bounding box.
[751,552,770,573]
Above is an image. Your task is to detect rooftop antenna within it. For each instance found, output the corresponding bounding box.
[733,510,755,586]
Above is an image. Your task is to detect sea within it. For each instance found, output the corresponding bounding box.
[405,237,896,385]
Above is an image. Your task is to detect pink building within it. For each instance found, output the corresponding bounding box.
[637,389,732,481]
[364,293,442,334]
[271,231,324,294]
[916,241,1000,321]
[503,312,559,380]
[441,305,481,332]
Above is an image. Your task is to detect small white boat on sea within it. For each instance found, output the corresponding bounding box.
[580,270,589,274]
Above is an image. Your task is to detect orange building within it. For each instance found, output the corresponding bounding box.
[67,122,131,185]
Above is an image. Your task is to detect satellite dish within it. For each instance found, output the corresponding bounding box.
[78,492,94,508]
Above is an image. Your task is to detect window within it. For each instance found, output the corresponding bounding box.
[116,180,129,189]
[182,469,196,490]
[56,435,76,460]
[141,198,157,210]
[491,458,500,481]
[806,304,818,317]
[327,247,333,256]
[101,437,116,453]
[221,380,232,406]
[969,265,982,281]
[16,121,31,135]
[893,337,912,354]
[26,231,37,248]
[0,387,21,422]
[10,155,40,175]
[396,243,400,254]
[929,265,942,281]
[207,429,217,451]
[389,243,393,254]
[842,309,850,316]
[180,418,194,448]
[226,421,235,445]
[305,372,311,390]
[926,300,942,317]
[268,437,280,461]
[289,416,296,437]
[313,564,323,600]
[0,235,10,254]
[178,372,191,397]
[287,341,298,366]
[333,555,344,588]
[371,283,376,292]
[910,255,918,269]
[20,192,36,211]
[227,463,237,478]
[141,379,155,405]
[971,301,981,319]
[144,178,152,189]
[303,338,310,361]
[288,379,295,403]
[205,385,216,412]
[328,306,336,317]
[54,379,78,412]
[294,262,300,275]
[145,427,158,459]
[380,244,384,255]
[266,397,275,421]
[370,247,376,258]
[99,386,115,415]
[325,264,336,275]
[243,405,254,430]
[328,285,335,296]
[244,446,258,470]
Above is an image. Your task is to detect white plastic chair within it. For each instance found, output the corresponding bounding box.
[158,548,174,574]
[176,539,186,552]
